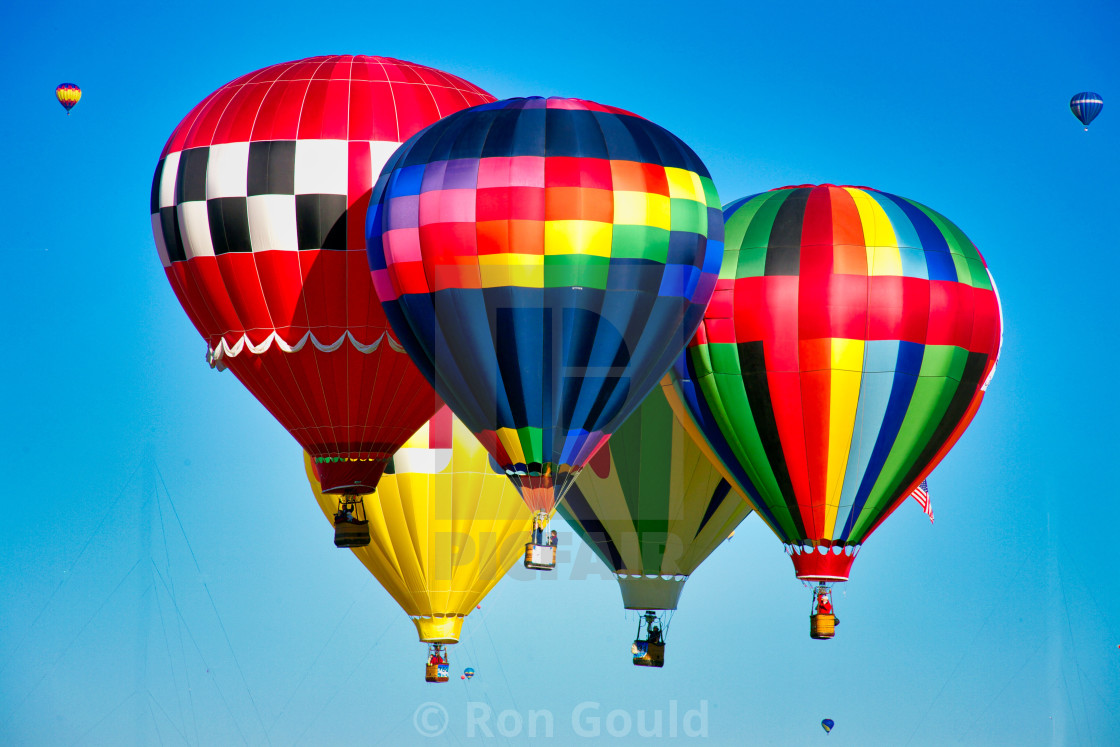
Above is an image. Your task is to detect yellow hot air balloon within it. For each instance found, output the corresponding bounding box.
[306,405,540,682]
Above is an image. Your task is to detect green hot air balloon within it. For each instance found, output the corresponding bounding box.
[559,381,753,668]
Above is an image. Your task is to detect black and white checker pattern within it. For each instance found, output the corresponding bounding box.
[150,139,401,267]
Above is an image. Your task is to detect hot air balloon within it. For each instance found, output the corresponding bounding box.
[463,667,475,680]
[152,56,494,544]
[367,96,724,568]
[559,382,752,667]
[821,718,834,734]
[55,83,81,114]
[666,185,1002,638]
[307,405,538,681]
[1070,92,1103,130]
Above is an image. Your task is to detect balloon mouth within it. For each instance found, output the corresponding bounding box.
[786,543,859,582]
[315,457,388,494]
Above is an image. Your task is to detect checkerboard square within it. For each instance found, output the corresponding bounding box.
[248,140,296,196]
[207,197,252,254]
[294,140,348,195]
[247,194,299,252]
[296,193,347,250]
[206,142,250,199]
[177,147,210,203]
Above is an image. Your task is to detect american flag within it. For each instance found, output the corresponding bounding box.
[910,480,933,523]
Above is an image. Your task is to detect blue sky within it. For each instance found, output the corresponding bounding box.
[1,0,1117,744]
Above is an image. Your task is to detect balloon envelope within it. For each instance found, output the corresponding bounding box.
[1070,92,1103,127]
[822,718,834,733]
[667,185,1002,581]
[367,96,724,514]
[153,55,494,493]
[560,382,752,610]
[306,406,535,642]
[55,83,81,113]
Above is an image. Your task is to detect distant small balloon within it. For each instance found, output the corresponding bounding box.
[1070,92,1103,130]
[822,718,835,734]
[56,83,81,114]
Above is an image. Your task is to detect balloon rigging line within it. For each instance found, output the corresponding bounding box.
[292,615,397,745]
[153,462,271,746]
[147,689,189,746]
[3,556,145,723]
[150,556,194,745]
[150,561,250,746]
[1057,556,1094,745]
[66,687,142,747]
[265,578,369,737]
[0,460,142,677]
[902,543,1038,746]
[152,475,200,746]
[952,639,1047,744]
[147,693,168,747]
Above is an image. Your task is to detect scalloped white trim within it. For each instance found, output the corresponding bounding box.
[207,330,406,370]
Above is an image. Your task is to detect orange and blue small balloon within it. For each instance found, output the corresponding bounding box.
[821,718,834,734]
[56,83,81,115]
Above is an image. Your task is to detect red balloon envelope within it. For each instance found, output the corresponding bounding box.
[151,55,495,493]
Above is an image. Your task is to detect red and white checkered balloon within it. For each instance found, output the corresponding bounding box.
[151,55,495,493]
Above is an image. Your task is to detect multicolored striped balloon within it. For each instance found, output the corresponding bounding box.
[55,83,81,114]
[667,185,1002,581]
[367,97,723,514]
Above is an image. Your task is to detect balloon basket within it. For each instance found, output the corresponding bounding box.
[425,664,450,683]
[632,642,665,668]
[810,613,836,639]
[334,519,370,548]
[524,543,556,570]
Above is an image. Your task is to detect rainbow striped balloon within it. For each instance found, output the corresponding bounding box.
[668,185,1002,581]
[367,97,723,513]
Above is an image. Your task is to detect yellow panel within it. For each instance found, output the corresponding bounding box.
[665,167,703,201]
[306,408,538,643]
[544,220,613,257]
[846,187,901,276]
[479,253,543,288]
[822,339,863,538]
[613,191,671,230]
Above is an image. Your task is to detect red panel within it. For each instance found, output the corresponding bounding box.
[790,548,856,581]
[389,78,441,139]
[927,280,973,347]
[366,79,403,142]
[477,186,545,222]
[800,186,834,247]
[760,277,800,371]
[185,257,242,341]
[297,79,329,139]
[799,367,831,537]
[186,85,238,147]
[766,370,814,536]
[215,253,275,345]
[253,250,304,333]
[211,82,266,145]
[970,288,1001,356]
[348,79,375,143]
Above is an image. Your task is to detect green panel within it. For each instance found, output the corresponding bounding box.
[736,247,768,279]
[669,197,706,234]
[704,371,793,537]
[544,255,610,289]
[700,176,721,210]
[517,426,543,465]
[611,224,670,262]
[688,343,715,378]
[739,190,788,250]
[950,252,972,286]
[965,258,992,290]
[724,191,775,251]
[707,342,742,375]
